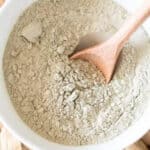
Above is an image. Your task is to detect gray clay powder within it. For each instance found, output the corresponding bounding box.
[3,0,150,145]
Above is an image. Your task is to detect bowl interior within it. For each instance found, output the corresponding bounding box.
[0,0,150,150]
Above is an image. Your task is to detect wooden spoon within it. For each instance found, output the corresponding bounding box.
[70,0,150,83]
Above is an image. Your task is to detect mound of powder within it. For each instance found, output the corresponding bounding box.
[3,0,150,145]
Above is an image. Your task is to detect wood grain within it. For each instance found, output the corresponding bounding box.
[142,131,150,146]
[125,141,149,150]
[0,123,29,150]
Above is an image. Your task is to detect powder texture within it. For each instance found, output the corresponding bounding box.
[3,0,150,145]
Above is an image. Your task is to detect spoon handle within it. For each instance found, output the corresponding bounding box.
[112,0,150,51]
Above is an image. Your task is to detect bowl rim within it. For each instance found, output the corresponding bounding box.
[0,0,150,150]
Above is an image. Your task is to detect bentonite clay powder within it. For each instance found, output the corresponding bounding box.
[3,0,150,145]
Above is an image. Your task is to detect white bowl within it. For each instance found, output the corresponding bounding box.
[0,0,150,150]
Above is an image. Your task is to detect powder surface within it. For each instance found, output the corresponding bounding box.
[3,0,150,145]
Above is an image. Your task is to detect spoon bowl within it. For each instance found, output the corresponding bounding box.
[71,0,150,82]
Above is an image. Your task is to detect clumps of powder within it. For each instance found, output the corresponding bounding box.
[3,0,150,146]
[21,21,42,43]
